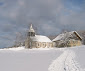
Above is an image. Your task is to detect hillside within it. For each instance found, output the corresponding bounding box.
[0,46,85,71]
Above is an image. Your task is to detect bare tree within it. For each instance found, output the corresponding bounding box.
[14,32,24,47]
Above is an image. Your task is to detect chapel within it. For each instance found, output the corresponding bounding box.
[25,24,53,48]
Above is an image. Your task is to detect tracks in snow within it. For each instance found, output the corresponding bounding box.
[48,50,84,71]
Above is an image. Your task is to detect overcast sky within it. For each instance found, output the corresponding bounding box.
[0,0,85,48]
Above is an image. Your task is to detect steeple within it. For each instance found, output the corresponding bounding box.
[28,24,35,37]
[29,24,35,32]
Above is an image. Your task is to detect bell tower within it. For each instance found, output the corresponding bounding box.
[28,24,35,37]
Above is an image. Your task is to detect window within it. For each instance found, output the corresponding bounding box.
[43,43,46,47]
[38,43,39,46]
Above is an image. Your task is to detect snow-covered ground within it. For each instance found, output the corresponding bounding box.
[48,49,84,71]
[0,46,85,71]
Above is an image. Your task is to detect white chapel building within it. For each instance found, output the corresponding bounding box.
[25,24,53,48]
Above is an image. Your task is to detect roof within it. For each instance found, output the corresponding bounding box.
[52,31,82,41]
[52,34,65,41]
[30,35,52,42]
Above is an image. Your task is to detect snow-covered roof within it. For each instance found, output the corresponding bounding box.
[52,31,82,41]
[52,32,71,41]
[30,35,52,42]
[52,34,65,41]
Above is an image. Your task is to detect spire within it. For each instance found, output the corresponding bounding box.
[29,24,35,32]
[28,24,35,36]
[30,24,33,29]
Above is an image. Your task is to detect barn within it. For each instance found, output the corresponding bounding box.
[52,31,82,47]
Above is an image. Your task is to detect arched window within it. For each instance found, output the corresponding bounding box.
[42,43,46,47]
[36,42,40,48]
[38,43,39,46]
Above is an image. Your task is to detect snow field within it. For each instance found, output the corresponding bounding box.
[0,48,62,71]
[0,46,85,71]
[48,50,84,71]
